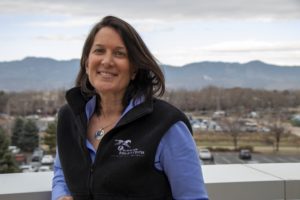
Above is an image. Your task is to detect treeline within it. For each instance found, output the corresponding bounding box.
[164,86,300,112]
[0,90,65,116]
[1,86,300,116]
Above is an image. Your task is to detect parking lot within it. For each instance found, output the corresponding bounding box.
[201,151,300,165]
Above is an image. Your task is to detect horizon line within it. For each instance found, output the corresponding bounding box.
[1,56,300,67]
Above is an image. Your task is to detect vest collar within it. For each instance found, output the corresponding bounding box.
[65,87,91,115]
[65,87,154,125]
[116,98,153,127]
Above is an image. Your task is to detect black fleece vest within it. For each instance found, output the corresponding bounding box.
[57,88,192,200]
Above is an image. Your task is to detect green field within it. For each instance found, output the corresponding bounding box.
[194,132,300,154]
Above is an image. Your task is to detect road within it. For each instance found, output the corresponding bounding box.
[201,152,300,165]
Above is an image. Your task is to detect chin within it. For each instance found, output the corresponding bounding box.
[95,87,117,93]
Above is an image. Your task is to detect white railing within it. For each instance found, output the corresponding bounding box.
[0,163,299,200]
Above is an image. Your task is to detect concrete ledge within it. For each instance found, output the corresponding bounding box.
[202,163,300,200]
[0,163,299,200]
[245,163,300,200]
[0,172,52,200]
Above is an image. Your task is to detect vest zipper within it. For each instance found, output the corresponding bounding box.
[88,164,94,199]
[77,113,94,199]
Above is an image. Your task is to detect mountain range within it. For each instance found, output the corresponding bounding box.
[1,57,300,91]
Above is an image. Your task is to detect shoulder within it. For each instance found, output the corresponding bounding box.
[57,104,77,125]
[153,99,184,116]
[58,104,73,117]
[153,99,192,133]
[162,121,194,148]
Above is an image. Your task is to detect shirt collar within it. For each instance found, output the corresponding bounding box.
[85,96,145,121]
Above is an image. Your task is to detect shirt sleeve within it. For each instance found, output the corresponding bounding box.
[155,121,209,200]
[52,151,71,200]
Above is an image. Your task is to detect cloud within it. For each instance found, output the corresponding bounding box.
[204,41,300,52]
[1,0,300,20]
[34,34,85,42]
[151,40,300,66]
[1,0,299,66]
[27,17,174,33]
[131,19,175,33]
[27,17,97,28]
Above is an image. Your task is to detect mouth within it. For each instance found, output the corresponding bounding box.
[97,70,117,78]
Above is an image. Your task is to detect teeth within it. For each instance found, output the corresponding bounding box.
[99,71,115,77]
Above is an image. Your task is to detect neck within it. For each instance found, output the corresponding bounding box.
[98,94,124,118]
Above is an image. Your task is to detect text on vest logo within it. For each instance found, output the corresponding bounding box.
[114,139,145,157]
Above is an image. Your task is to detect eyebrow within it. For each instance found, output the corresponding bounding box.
[94,44,126,50]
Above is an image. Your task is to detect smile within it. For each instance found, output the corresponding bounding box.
[97,71,117,78]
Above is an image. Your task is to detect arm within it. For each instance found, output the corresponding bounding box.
[52,152,73,200]
[155,121,209,200]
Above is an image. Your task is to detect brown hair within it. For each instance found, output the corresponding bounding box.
[75,15,165,106]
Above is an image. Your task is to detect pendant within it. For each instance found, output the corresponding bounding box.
[95,129,105,140]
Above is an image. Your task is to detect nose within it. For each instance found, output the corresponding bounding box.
[101,52,113,67]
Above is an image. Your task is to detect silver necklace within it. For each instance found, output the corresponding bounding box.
[94,122,114,141]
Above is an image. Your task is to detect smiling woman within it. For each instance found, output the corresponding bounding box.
[52,16,208,200]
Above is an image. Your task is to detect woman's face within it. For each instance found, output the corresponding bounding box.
[86,27,135,97]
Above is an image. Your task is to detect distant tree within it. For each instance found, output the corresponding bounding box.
[0,127,19,173]
[0,91,9,113]
[220,117,242,150]
[7,90,66,116]
[230,124,240,151]
[11,117,25,147]
[44,121,57,153]
[265,110,288,152]
[19,120,39,152]
[269,123,286,152]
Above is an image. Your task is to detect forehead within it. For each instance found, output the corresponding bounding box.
[93,26,126,47]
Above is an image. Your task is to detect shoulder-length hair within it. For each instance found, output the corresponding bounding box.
[75,15,165,106]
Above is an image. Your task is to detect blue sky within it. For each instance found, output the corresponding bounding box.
[0,0,300,66]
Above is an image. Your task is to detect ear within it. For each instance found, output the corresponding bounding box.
[130,65,137,80]
[131,70,137,80]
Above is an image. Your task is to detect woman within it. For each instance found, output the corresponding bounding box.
[52,16,209,200]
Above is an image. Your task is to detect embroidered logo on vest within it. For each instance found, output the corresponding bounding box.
[114,139,145,157]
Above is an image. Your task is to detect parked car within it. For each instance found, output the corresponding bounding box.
[14,153,27,164]
[199,148,214,162]
[212,110,226,119]
[31,148,44,162]
[38,165,52,172]
[259,127,271,133]
[239,149,252,160]
[208,121,223,132]
[191,120,208,130]
[41,154,54,165]
[31,155,41,162]
[19,164,37,173]
[8,146,20,154]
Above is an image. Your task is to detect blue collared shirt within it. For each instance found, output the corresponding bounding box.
[52,97,209,200]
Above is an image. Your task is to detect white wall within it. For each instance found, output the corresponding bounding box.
[0,163,299,200]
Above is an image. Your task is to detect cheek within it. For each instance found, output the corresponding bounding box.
[85,58,91,75]
[86,56,98,76]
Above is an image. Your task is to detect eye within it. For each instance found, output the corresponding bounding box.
[93,48,105,54]
[114,50,127,58]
